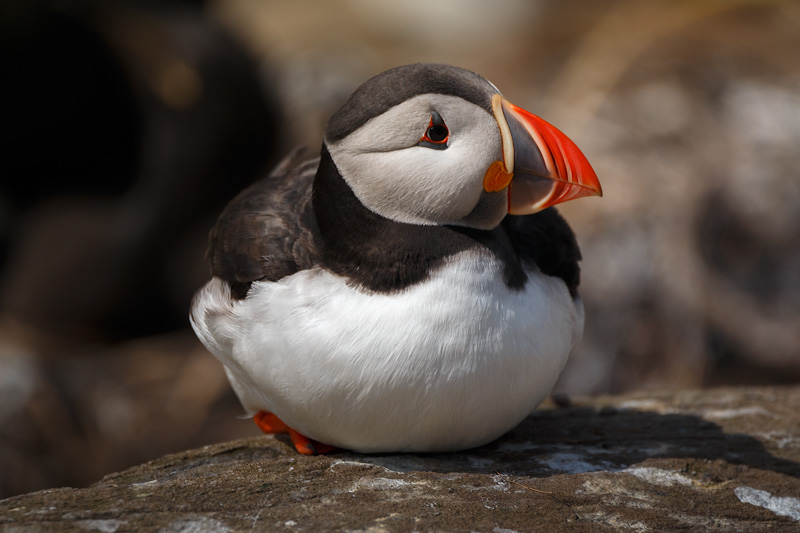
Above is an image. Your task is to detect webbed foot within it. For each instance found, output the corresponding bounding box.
[253,411,337,455]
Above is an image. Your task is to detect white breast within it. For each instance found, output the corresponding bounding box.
[190,251,583,452]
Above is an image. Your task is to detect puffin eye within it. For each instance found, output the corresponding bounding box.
[419,111,449,150]
[427,124,448,142]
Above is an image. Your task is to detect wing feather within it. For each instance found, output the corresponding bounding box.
[207,149,320,298]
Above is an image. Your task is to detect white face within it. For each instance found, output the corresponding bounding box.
[325,94,507,229]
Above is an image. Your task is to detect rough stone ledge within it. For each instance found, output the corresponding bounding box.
[1,386,799,532]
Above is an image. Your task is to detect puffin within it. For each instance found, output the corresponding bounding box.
[190,63,602,455]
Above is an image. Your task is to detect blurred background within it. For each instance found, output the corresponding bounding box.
[1,0,798,499]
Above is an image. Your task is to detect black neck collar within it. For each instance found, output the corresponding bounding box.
[312,146,526,292]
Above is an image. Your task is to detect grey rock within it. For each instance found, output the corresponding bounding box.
[2,386,799,532]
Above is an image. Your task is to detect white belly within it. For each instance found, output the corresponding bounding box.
[191,251,583,452]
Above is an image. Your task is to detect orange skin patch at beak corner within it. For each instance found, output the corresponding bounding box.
[483,160,513,193]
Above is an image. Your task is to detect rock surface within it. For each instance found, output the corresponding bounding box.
[2,386,799,532]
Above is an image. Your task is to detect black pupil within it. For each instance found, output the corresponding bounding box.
[427,125,448,142]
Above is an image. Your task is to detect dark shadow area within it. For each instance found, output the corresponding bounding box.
[0,0,283,340]
[347,405,800,481]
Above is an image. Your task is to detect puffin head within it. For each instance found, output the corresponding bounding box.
[323,63,602,230]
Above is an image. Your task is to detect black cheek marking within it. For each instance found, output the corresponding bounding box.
[430,110,445,126]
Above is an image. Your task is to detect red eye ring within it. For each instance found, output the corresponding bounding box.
[420,112,449,147]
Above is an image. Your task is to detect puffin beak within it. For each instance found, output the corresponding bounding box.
[484,94,602,214]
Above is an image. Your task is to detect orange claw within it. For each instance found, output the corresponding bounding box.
[253,411,337,455]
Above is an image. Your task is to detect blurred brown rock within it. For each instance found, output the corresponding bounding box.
[0,325,259,499]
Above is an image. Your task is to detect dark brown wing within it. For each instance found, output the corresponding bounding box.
[207,149,321,299]
[501,208,582,298]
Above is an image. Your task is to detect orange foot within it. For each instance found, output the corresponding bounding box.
[253,411,337,455]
